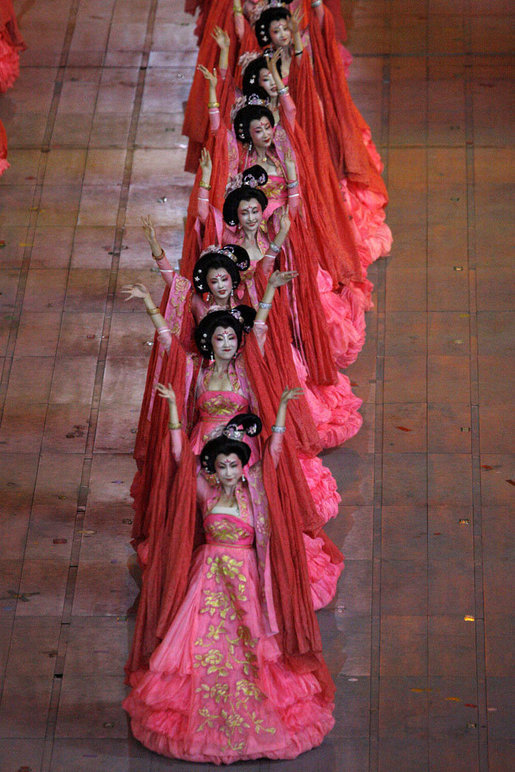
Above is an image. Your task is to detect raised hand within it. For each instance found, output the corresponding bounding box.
[280,386,303,405]
[141,214,157,245]
[200,147,212,178]
[279,206,291,233]
[121,282,150,301]
[156,382,177,404]
[267,48,281,75]
[197,63,218,88]
[268,269,298,288]
[284,147,297,179]
[290,7,303,35]
[211,26,230,51]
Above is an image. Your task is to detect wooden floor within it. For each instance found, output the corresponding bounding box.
[0,1,513,770]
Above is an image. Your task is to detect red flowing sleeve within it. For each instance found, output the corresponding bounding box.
[287,51,363,283]
[182,2,238,173]
[125,337,201,681]
[262,445,335,702]
[251,262,322,458]
[309,7,370,186]
[244,329,323,533]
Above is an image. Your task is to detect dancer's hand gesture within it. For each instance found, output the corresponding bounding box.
[156,382,177,404]
[197,64,217,88]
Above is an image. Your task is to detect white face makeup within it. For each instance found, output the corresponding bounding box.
[214,452,244,487]
[211,325,239,361]
[269,19,292,48]
[258,68,278,97]
[206,267,232,302]
[249,117,273,150]
[237,198,263,233]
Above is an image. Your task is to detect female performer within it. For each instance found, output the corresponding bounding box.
[124,392,336,763]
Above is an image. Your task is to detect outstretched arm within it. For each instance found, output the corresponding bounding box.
[233,0,244,40]
[263,207,291,274]
[156,382,182,462]
[198,148,213,223]
[121,282,171,351]
[255,269,298,324]
[269,386,303,464]
[283,148,300,216]
[267,49,296,127]
[141,215,176,287]
[290,7,304,54]
[211,26,230,75]
[198,64,220,132]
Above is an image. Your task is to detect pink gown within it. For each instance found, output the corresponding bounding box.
[124,437,335,764]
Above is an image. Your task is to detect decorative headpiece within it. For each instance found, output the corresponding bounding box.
[192,245,250,294]
[225,165,268,196]
[230,92,269,123]
[194,305,256,358]
[200,412,263,473]
[223,166,269,227]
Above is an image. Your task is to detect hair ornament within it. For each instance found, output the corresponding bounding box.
[225,164,267,197]
[231,92,269,123]
[200,244,239,264]
[225,173,244,196]
[193,245,250,293]
[200,412,262,472]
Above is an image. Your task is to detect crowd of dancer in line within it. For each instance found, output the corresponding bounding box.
[122,0,391,764]
[0,0,392,764]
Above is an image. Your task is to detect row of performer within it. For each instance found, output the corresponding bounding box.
[122,0,392,764]
[2,0,393,765]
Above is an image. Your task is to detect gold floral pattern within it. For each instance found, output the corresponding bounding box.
[166,274,191,336]
[201,393,245,417]
[192,538,277,752]
[204,519,253,545]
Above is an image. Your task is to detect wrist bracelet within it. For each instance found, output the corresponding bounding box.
[208,101,220,109]
[234,7,243,14]
[271,425,286,433]
[168,420,182,430]
[268,241,280,254]
[153,250,164,260]
[311,0,322,7]
[259,301,272,309]
[287,179,299,189]
[294,50,303,57]
[289,192,300,198]
[146,306,160,316]
[199,182,212,190]
[278,85,289,96]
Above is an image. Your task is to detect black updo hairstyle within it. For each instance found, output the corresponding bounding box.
[200,412,263,473]
[223,165,269,227]
[192,246,250,294]
[233,104,275,144]
[241,55,282,100]
[194,305,256,360]
[254,2,293,49]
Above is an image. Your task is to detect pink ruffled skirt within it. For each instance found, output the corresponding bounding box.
[124,543,334,764]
